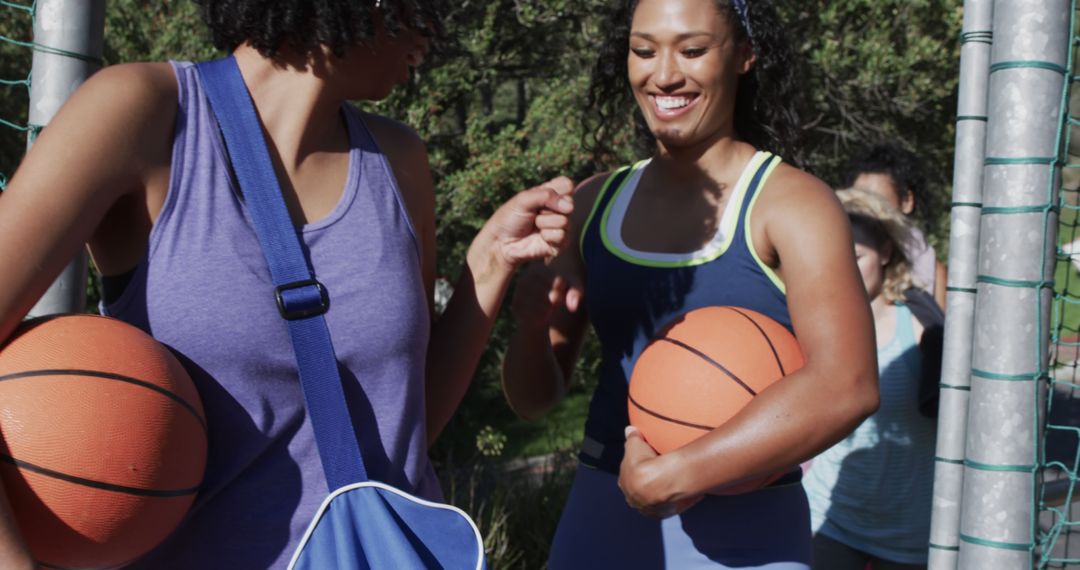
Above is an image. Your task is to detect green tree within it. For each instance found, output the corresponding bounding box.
[781,0,962,241]
[103,0,217,63]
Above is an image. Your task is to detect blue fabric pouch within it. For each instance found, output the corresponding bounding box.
[289,481,483,569]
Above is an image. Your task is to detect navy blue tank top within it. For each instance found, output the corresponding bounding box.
[579,152,792,473]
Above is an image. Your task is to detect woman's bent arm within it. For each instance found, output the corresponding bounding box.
[501,175,606,420]
[620,167,880,510]
[372,116,577,443]
[500,260,590,420]
[424,182,575,442]
[0,62,176,569]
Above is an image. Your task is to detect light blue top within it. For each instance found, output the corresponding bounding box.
[803,303,937,564]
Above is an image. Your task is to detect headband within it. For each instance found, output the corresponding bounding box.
[730,0,754,44]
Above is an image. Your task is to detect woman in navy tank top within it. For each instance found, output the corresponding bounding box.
[502,1,880,567]
[0,2,576,568]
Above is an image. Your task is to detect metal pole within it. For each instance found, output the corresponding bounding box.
[928,1,994,567]
[25,0,105,317]
[957,1,1069,567]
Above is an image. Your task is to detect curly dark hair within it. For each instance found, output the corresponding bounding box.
[585,0,803,166]
[843,142,931,227]
[194,0,445,58]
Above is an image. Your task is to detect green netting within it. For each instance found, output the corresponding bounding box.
[0,1,103,192]
[0,0,34,191]
[1042,3,1080,567]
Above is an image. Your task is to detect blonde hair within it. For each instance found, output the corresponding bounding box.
[836,187,916,303]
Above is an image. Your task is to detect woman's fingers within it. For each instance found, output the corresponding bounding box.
[539,177,575,214]
[547,275,567,306]
[618,426,701,519]
[535,211,570,230]
[511,178,574,216]
[539,228,568,249]
[511,261,585,328]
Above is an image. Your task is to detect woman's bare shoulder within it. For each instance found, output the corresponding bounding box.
[359,112,434,233]
[572,168,629,227]
[10,62,179,201]
[360,112,427,160]
[761,163,835,207]
[48,62,179,166]
[754,162,844,231]
[78,62,178,115]
[359,112,430,190]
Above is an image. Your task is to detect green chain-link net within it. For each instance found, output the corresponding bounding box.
[0,1,35,191]
[1042,3,1080,567]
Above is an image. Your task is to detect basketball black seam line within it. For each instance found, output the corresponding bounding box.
[656,337,758,396]
[724,307,787,377]
[0,454,200,498]
[627,393,715,431]
[39,548,143,570]
[37,561,79,570]
[0,369,207,433]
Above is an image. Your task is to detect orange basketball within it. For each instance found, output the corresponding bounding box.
[0,314,207,569]
[628,306,804,494]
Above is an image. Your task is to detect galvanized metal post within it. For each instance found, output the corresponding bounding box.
[25,0,106,317]
[928,1,994,567]
[957,1,1070,567]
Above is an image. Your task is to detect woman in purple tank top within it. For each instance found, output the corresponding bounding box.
[0,2,574,568]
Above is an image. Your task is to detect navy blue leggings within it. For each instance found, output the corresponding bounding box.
[549,465,812,569]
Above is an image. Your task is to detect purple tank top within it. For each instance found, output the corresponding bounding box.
[104,61,439,569]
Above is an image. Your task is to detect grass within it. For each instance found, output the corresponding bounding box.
[499,390,591,461]
[432,359,595,568]
[442,451,578,569]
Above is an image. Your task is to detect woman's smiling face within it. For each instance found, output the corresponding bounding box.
[627,0,753,151]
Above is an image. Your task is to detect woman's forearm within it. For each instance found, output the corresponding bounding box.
[424,231,514,444]
[0,484,34,570]
[501,324,568,421]
[658,364,878,500]
[423,178,575,444]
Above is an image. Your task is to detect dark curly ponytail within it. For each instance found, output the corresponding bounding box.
[585,0,803,166]
[194,0,446,58]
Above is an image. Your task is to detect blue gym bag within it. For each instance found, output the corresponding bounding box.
[195,56,486,570]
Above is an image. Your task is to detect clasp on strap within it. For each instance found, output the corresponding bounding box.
[275,279,330,320]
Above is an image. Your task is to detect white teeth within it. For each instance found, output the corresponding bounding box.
[655,96,692,110]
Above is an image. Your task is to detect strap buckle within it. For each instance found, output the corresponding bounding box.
[275,279,330,320]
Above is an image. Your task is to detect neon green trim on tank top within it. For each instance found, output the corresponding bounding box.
[742,157,786,294]
[578,164,638,259]
[598,152,770,269]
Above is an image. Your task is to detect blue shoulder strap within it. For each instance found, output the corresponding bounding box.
[194,56,367,489]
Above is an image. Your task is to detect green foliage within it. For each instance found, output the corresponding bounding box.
[780,0,963,244]
[476,425,508,457]
[443,451,577,568]
[0,1,217,187]
[103,0,218,63]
